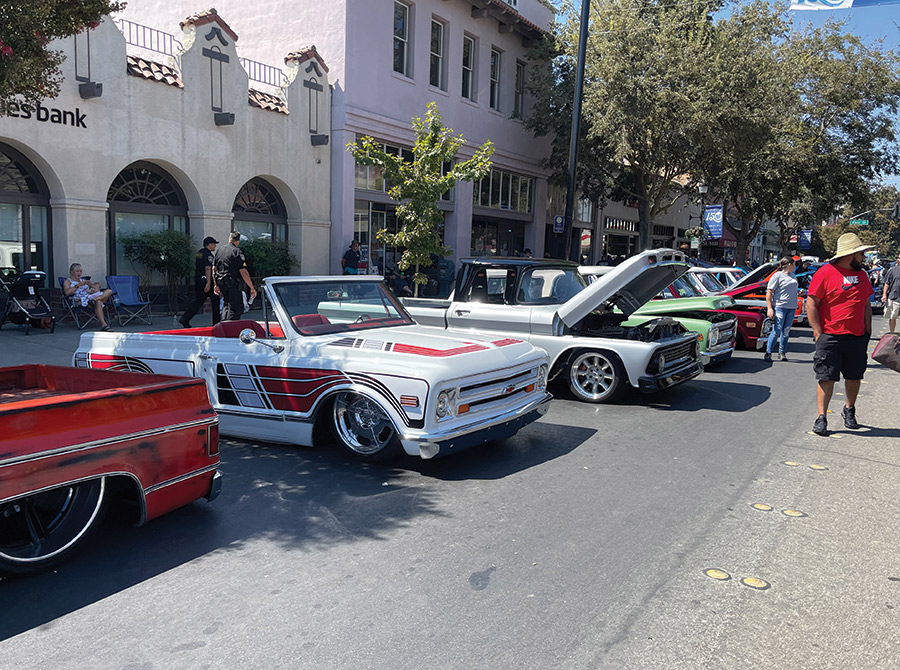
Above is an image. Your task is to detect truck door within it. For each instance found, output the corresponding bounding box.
[446,266,533,336]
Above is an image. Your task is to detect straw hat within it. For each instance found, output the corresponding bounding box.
[830,232,875,261]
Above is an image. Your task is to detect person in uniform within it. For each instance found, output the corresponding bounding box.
[213,231,257,321]
[179,236,220,328]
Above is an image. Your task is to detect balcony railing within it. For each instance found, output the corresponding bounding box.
[240,58,287,88]
[115,19,182,56]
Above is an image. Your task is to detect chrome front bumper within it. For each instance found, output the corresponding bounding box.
[403,392,552,459]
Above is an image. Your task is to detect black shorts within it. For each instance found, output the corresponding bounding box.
[813,332,869,381]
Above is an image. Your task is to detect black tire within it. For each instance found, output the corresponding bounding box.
[0,478,106,577]
[331,392,402,462]
[567,350,624,403]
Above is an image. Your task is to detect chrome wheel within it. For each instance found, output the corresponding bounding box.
[0,478,105,577]
[568,351,622,403]
[332,392,400,461]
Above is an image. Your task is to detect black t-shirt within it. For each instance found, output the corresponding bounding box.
[194,247,214,281]
[214,243,248,282]
[884,264,900,301]
[342,248,360,273]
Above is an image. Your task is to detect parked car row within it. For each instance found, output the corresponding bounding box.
[1,249,820,577]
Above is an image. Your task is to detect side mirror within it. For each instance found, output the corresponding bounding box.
[239,328,284,353]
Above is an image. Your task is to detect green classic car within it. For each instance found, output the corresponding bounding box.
[581,267,738,366]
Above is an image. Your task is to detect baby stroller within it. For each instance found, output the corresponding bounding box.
[0,270,56,335]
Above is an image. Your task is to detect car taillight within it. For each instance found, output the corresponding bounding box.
[207,423,220,457]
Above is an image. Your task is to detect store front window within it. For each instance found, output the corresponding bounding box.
[0,145,51,282]
[233,178,287,241]
[471,220,524,257]
[107,162,188,276]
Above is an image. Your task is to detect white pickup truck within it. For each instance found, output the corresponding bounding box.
[401,249,703,403]
[74,275,551,461]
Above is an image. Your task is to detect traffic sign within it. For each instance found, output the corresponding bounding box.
[553,215,565,234]
[849,219,868,226]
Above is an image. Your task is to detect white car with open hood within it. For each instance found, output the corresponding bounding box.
[401,249,703,403]
[73,276,551,461]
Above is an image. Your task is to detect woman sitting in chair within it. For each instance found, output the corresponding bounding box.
[64,263,114,331]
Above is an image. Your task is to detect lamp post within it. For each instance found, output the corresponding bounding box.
[697,183,708,259]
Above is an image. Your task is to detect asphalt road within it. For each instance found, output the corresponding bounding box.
[1,317,899,669]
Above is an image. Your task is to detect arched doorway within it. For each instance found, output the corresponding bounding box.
[0,144,51,281]
[232,178,287,241]
[107,162,188,275]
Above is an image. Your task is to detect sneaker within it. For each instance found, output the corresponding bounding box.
[780,353,789,362]
[842,405,861,429]
[812,414,828,436]
[763,352,772,362]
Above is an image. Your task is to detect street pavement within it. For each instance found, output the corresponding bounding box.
[1,314,898,669]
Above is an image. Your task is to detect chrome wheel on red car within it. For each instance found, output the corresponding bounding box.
[0,478,105,577]
[332,392,401,462]
[567,350,623,403]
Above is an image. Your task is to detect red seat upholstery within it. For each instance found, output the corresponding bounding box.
[292,314,329,329]
[211,320,265,338]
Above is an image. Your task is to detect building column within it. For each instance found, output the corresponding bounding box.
[297,217,331,275]
[187,211,234,249]
[49,198,108,278]
[331,127,357,274]
[528,178,547,258]
[449,180,474,265]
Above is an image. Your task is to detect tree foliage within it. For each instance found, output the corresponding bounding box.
[0,1,124,112]
[120,229,193,313]
[348,102,493,294]
[527,0,900,263]
[241,238,299,279]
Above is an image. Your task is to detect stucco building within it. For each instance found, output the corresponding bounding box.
[0,10,331,288]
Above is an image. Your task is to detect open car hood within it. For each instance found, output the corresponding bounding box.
[727,262,775,292]
[560,249,690,327]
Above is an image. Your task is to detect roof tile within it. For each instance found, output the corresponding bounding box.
[126,55,184,88]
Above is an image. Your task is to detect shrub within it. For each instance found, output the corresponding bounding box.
[120,230,194,313]
[241,238,298,279]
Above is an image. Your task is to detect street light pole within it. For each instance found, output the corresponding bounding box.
[562,0,591,262]
[697,183,708,260]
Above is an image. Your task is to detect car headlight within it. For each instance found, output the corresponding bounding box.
[436,389,457,420]
[537,364,548,391]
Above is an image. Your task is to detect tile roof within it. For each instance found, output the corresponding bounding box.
[483,0,547,37]
[249,89,288,115]
[126,55,184,88]
[180,8,239,42]
[285,45,329,74]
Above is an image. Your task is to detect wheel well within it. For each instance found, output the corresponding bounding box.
[312,394,337,445]
[552,347,623,379]
[104,474,146,526]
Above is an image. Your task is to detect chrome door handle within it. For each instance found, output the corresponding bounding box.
[199,353,218,360]
[455,309,470,316]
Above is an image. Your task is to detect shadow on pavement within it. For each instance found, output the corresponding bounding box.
[0,423,580,639]
[643,378,771,412]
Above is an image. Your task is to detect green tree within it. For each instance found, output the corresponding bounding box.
[241,238,298,280]
[120,229,193,313]
[1,1,125,112]
[348,102,493,295]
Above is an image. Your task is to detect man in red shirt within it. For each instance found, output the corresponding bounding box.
[806,233,874,435]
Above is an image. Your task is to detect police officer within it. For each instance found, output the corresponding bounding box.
[213,231,257,321]
[179,236,220,328]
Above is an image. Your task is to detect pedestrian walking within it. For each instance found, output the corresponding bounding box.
[882,253,900,333]
[342,240,360,275]
[179,236,220,328]
[764,256,799,362]
[806,232,874,436]
[213,231,257,321]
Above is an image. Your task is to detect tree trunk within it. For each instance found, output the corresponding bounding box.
[413,262,420,298]
[637,198,652,251]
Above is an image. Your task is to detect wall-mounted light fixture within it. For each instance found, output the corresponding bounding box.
[214,112,235,126]
[310,134,329,146]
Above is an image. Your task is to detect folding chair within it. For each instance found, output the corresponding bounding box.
[106,275,152,326]
[58,276,108,330]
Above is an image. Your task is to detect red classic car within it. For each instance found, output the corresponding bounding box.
[664,277,773,350]
[0,365,220,577]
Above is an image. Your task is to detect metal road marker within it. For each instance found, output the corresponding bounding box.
[704,568,731,581]
[741,577,770,590]
[751,503,774,511]
[782,509,808,518]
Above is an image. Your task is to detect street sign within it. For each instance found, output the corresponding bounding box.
[553,215,565,234]
[849,219,868,226]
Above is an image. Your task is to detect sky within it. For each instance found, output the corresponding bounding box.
[776,1,900,188]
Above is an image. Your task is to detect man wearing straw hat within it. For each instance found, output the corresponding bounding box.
[806,232,875,436]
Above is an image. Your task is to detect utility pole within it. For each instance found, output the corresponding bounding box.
[562,0,590,262]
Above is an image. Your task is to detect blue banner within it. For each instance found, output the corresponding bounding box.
[791,0,899,9]
[799,229,813,250]
[703,205,724,239]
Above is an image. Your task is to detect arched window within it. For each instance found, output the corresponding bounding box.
[232,178,287,242]
[0,144,51,280]
[107,162,188,274]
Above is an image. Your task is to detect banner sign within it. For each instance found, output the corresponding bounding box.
[703,205,724,239]
[553,215,565,234]
[799,229,813,250]
[790,0,899,9]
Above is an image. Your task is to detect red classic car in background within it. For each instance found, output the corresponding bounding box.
[0,365,220,577]
[664,277,773,350]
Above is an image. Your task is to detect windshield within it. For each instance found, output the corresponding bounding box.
[670,276,702,298]
[691,272,726,293]
[271,279,414,336]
